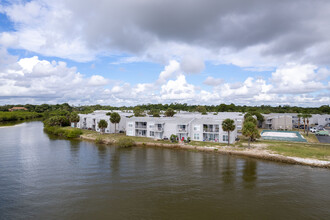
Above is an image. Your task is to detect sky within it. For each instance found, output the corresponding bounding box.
[0,0,329,107]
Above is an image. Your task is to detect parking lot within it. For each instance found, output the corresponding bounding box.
[316,128,330,143]
[316,135,330,143]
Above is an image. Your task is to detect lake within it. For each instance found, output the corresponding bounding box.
[0,121,329,219]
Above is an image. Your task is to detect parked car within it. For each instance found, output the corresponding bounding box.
[299,125,305,129]
[316,130,329,136]
[310,127,317,133]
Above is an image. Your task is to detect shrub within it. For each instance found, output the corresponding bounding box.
[95,136,105,144]
[117,137,136,147]
[64,128,82,138]
[170,134,178,143]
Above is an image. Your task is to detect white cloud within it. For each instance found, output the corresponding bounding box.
[160,75,196,100]
[203,76,224,86]
[270,63,325,94]
[180,55,205,74]
[88,75,109,86]
[156,60,181,84]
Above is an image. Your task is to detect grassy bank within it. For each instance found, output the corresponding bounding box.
[44,126,82,138]
[81,129,179,145]
[0,111,43,122]
[266,141,330,161]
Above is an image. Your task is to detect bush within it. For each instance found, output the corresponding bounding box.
[44,126,82,138]
[64,129,82,138]
[95,136,105,144]
[170,134,178,143]
[117,137,136,147]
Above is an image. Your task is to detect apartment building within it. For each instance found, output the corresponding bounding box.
[126,116,238,144]
[77,110,132,133]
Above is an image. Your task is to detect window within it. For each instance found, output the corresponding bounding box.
[194,125,200,131]
[128,123,133,127]
[127,130,133,135]
[149,124,154,128]
[237,126,242,130]
[223,135,228,142]
[194,133,199,140]
[150,131,154,136]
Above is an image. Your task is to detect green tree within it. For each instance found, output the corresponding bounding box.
[133,107,144,117]
[148,109,160,117]
[242,121,260,148]
[222,119,236,146]
[164,108,175,117]
[110,112,121,133]
[98,119,108,134]
[244,112,253,119]
[69,112,80,127]
[244,116,257,125]
[196,106,207,113]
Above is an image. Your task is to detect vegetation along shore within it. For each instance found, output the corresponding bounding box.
[61,127,330,169]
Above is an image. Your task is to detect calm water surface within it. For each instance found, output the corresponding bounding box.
[0,122,329,219]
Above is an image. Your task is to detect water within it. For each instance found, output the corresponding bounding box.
[0,122,329,219]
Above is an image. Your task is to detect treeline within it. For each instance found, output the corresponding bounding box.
[0,103,330,114]
[0,112,43,122]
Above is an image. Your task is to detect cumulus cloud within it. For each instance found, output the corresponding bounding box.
[1,0,330,66]
[180,55,205,74]
[203,76,224,86]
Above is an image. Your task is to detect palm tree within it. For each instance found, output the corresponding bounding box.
[305,114,312,136]
[222,119,236,146]
[110,112,121,133]
[98,120,108,134]
[297,113,303,131]
[302,114,307,134]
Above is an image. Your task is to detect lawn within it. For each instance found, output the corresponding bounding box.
[267,142,330,161]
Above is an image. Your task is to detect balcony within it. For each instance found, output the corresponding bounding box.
[203,128,219,133]
[135,122,147,129]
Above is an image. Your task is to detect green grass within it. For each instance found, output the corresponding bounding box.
[80,129,177,145]
[267,142,330,161]
[189,141,227,147]
[302,133,319,143]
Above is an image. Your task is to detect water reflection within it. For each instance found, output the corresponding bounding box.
[242,160,257,188]
[222,156,236,185]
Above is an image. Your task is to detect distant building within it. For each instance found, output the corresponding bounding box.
[8,107,28,112]
[77,110,132,133]
[262,114,292,130]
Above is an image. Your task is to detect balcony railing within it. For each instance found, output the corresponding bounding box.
[136,125,147,129]
[154,127,164,132]
[203,128,219,133]
[177,128,187,133]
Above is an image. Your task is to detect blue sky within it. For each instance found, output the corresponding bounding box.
[0,0,329,106]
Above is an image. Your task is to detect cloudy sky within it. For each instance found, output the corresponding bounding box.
[0,0,329,106]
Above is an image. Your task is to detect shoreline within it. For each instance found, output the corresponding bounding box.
[80,134,330,169]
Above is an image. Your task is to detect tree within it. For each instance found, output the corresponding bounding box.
[254,112,264,128]
[98,120,108,134]
[148,109,160,117]
[110,112,121,133]
[297,113,303,130]
[133,107,144,117]
[244,112,253,119]
[242,121,260,148]
[196,106,207,114]
[69,112,80,127]
[222,119,236,146]
[304,114,312,136]
[244,116,257,125]
[164,108,175,117]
